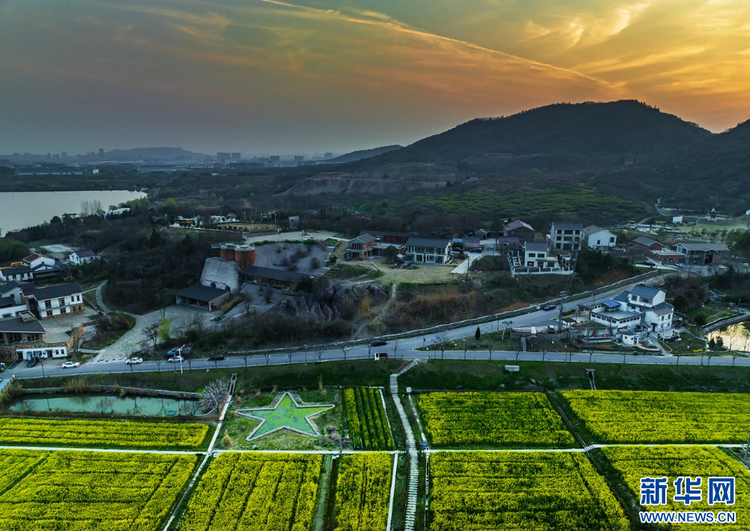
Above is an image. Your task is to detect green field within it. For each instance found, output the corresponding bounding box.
[561,390,750,443]
[602,446,750,530]
[0,450,196,531]
[344,388,394,450]
[418,392,575,448]
[429,451,629,531]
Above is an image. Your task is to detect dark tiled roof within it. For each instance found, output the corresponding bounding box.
[0,297,15,308]
[506,220,534,231]
[22,253,43,263]
[632,237,658,247]
[525,241,548,252]
[0,282,21,295]
[74,250,95,258]
[0,316,46,334]
[677,242,729,252]
[0,266,31,275]
[354,234,377,244]
[630,284,661,299]
[405,238,451,249]
[242,266,310,283]
[25,283,83,301]
[175,284,228,302]
[551,222,584,231]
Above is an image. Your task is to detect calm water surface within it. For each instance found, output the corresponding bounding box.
[0,190,146,235]
[10,394,203,417]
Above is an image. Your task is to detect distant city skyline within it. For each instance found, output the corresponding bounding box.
[2,0,750,154]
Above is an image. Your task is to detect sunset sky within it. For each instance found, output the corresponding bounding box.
[2,0,750,155]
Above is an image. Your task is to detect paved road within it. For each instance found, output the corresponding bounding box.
[12,344,748,381]
[13,278,738,381]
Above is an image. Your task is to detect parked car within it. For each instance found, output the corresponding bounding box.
[542,304,557,311]
[166,355,184,363]
[125,357,143,365]
[167,348,180,357]
[370,340,387,347]
[0,362,6,373]
[61,361,80,369]
[469,248,482,254]
[26,357,39,368]
[208,354,225,361]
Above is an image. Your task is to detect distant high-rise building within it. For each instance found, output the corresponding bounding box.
[61,151,67,159]
[217,152,230,160]
[231,152,241,160]
[270,155,280,162]
[324,152,333,158]
[53,154,60,160]
[294,155,304,162]
[98,148,104,158]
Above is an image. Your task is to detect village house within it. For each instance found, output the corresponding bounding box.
[346,234,378,261]
[588,284,674,336]
[508,241,574,275]
[0,312,46,346]
[0,265,33,283]
[175,284,230,312]
[504,220,535,242]
[23,283,85,319]
[549,222,584,252]
[69,250,98,265]
[675,242,729,266]
[583,225,617,250]
[405,238,452,264]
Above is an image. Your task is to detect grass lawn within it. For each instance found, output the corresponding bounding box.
[398,359,750,393]
[19,359,404,394]
[332,259,459,286]
[219,389,344,451]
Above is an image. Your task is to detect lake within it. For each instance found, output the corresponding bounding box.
[0,190,146,236]
[9,394,204,417]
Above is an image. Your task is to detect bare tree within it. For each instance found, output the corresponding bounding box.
[242,354,251,368]
[201,379,230,416]
[315,347,325,363]
[341,347,350,361]
[393,340,399,358]
[154,359,163,372]
[192,313,206,335]
[144,323,160,348]
[243,293,254,317]
[263,352,272,366]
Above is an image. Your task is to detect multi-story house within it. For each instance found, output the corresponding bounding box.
[549,222,584,252]
[590,284,674,336]
[583,226,617,250]
[346,234,378,260]
[405,238,452,264]
[23,283,85,319]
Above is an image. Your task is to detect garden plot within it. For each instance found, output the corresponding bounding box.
[429,451,629,531]
[179,453,321,531]
[418,392,575,448]
[561,390,750,443]
[344,388,394,450]
[0,417,210,450]
[602,445,750,530]
[0,449,196,531]
[333,453,393,531]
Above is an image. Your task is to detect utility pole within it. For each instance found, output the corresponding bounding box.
[558,291,566,333]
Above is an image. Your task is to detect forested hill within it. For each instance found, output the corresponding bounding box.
[352,100,711,167]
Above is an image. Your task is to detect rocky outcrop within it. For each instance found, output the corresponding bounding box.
[277,281,389,322]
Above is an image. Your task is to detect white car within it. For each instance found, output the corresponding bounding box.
[61,361,80,369]
[125,357,143,365]
[167,355,184,363]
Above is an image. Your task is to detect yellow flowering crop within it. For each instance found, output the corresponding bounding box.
[333,453,392,531]
[561,390,750,443]
[418,392,576,448]
[430,451,629,531]
[0,449,197,531]
[179,453,322,531]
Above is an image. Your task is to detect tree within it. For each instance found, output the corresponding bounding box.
[263,286,273,304]
[475,326,480,341]
[201,379,230,416]
[315,347,325,363]
[382,246,399,260]
[144,323,160,348]
[341,347,350,361]
[158,318,171,342]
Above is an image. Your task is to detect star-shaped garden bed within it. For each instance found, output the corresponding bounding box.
[237,392,334,440]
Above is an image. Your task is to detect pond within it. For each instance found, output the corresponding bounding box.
[706,321,750,352]
[9,394,204,417]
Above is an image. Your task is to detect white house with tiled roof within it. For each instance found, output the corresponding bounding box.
[590,284,674,336]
